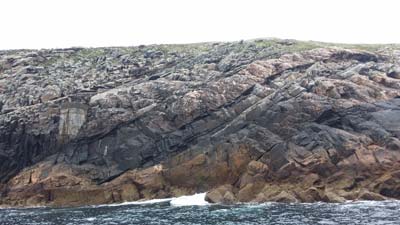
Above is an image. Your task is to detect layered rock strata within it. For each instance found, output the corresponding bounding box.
[0,39,399,206]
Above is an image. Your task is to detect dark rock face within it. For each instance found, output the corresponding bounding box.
[0,40,400,206]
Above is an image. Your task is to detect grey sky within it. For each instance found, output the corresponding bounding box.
[0,0,399,50]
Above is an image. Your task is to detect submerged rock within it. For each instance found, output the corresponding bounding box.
[0,39,400,207]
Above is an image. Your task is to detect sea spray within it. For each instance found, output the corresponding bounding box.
[169,193,209,206]
[94,193,209,208]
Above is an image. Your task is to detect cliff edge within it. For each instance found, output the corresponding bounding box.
[0,39,400,206]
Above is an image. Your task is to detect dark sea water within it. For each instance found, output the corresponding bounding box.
[1,194,399,225]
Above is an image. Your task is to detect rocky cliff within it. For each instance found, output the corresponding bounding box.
[0,39,400,207]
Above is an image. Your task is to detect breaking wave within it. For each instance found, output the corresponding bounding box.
[169,193,209,206]
[94,192,209,208]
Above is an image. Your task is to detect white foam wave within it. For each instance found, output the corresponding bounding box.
[170,193,209,206]
[95,197,173,207]
[85,217,96,221]
[92,193,209,208]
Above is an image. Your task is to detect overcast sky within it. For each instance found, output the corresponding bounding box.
[0,0,399,50]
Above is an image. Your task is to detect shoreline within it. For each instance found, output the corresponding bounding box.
[2,197,400,210]
[1,40,399,208]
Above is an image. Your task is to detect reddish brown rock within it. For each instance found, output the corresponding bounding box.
[164,145,253,191]
[237,182,265,202]
[205,184,236,204]
[298,187,324,202]
[358,190,387,201]
[324,191,346,203]
[247,160,269,176]
[270,191,298,203]
[119,183,140,202]
[49,188,113,207]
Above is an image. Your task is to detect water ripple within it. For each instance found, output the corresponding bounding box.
[1,200,400,225]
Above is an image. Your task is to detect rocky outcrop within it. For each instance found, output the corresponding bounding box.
[0,39,400,207]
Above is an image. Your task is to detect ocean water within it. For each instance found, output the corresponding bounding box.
[1,193,399,225]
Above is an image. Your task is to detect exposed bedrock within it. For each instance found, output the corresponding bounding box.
[0,39,400,206]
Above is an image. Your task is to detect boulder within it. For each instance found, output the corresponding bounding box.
[205,184,236,204]
[324,191,346,203]
[247,160,269,176]
[358,190,387,201]
[237,182,265,202]
[269,191,298,203]
[298,187,324,202]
